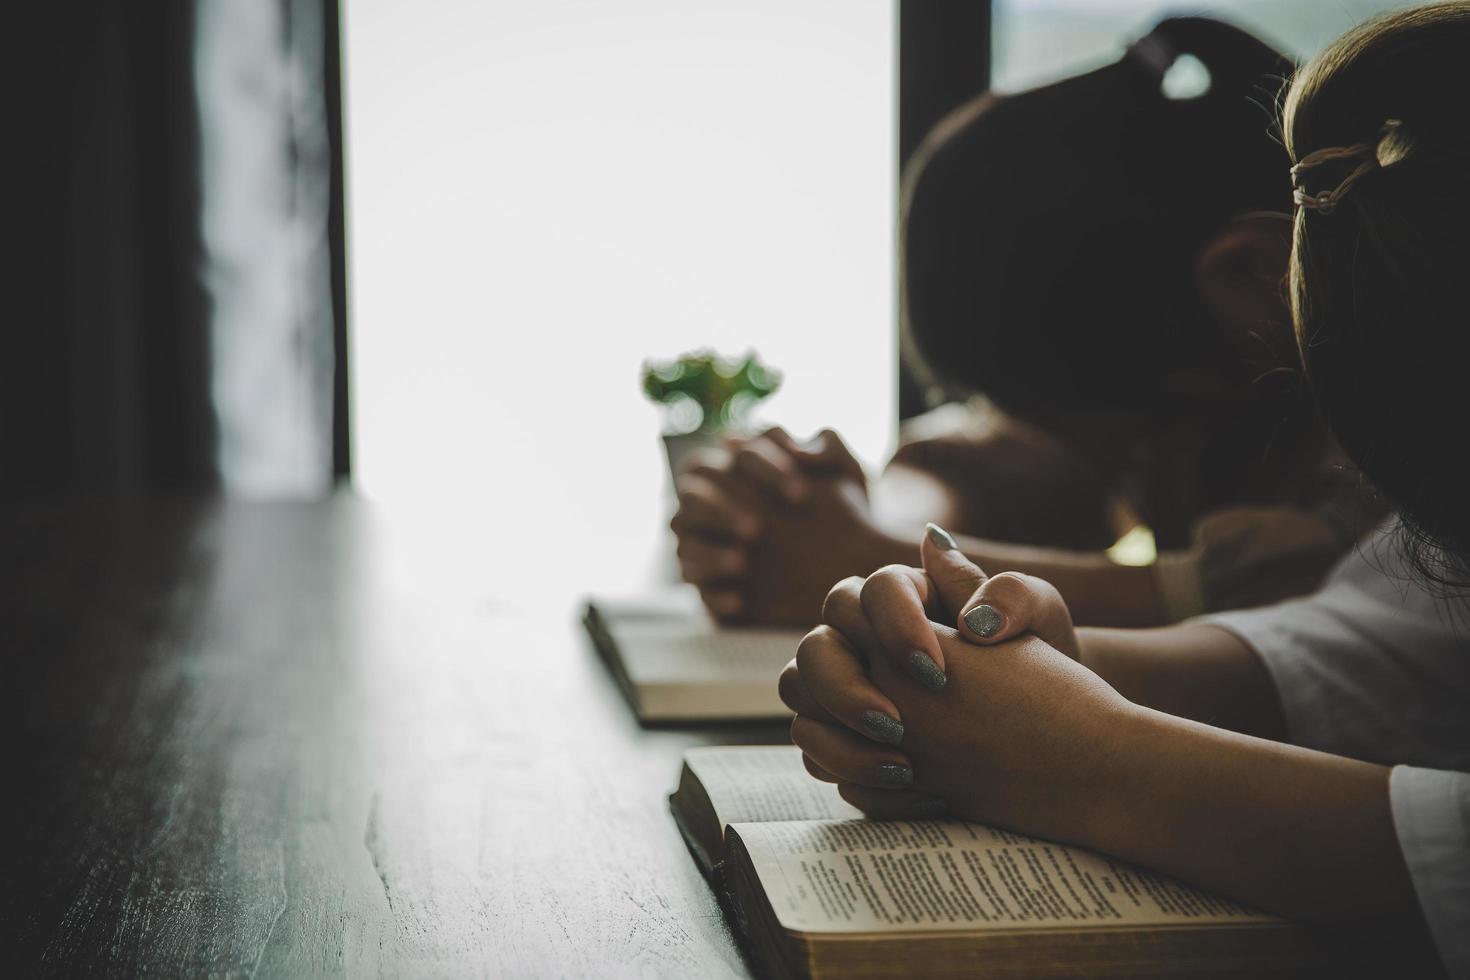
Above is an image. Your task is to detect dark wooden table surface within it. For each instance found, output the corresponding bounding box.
[0,496,787,977]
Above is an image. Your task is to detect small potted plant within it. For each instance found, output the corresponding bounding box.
[642,349,782,481]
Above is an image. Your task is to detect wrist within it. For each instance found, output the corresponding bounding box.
[1074,700,1176,857]
[1073,704,1416,927]
[1074,627,1104,675]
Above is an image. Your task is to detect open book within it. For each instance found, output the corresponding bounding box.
[671,746,1343,978]
[583,590,804,722]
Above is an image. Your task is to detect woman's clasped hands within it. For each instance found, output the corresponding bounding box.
[778,524,1141,850]
[670,426,890,625]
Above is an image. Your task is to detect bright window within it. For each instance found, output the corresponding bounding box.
[345,1,896,597]
[993,0,1424,91]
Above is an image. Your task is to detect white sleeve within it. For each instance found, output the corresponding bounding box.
[1197,529,1470,769]
[1197,527,1470,974]
[1201,595,1469,767]
[1391,766,1470,979]
[1201,595,1371,756]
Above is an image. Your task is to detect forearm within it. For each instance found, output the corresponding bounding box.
[957,536,1163,627]
[869,459,1167,626]
[1077,623,1287,739]
[862,521,1166,627]
[1089,705,1421,931]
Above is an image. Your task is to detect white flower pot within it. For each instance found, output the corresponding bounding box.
[661,431,722,488]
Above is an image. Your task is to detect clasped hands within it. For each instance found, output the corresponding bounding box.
[670,427,884,625]
[778,525,1140,848]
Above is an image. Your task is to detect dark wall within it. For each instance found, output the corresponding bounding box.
[897,1,991,420]
[8,4,217,492]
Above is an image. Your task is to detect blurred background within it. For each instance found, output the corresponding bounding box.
[9,0,1419,604]
[347,0,1413,601]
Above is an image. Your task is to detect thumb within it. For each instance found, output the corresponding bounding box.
[921,523,1079,660]
[919,523,989,619]
[794,429,866,483]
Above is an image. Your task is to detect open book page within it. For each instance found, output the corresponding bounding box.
[735,819,1278,934]
[688,746,862,827]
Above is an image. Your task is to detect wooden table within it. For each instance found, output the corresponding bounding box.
[0,496,788,977]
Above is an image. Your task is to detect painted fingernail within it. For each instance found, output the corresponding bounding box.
[860,710,905,745]
[911,798,949,819]
[905,651,948,692]
[925,522,959,551]
[875,763,914,787]
[964,603,1003,638]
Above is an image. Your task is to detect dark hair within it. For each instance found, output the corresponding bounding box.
[1284,2,1470,590]
[901,17,1295,422]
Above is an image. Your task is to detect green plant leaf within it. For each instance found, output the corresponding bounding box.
[641,348,782,433]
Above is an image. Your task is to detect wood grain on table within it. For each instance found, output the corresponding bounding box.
[0,497,788,978]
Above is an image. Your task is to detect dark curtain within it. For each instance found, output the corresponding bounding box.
[9,3,217,492]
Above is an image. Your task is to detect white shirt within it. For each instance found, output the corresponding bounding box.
[1203,526,1470,978]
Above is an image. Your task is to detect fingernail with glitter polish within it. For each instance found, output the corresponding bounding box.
[875,763,914,787]
[905,651,948,692]
[964,603,1003,638]
[860,710,905,745]
[925,522,960,551]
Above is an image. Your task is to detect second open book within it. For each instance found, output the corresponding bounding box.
[672,745,1353,979]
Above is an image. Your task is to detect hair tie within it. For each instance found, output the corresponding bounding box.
[1291,119,1403,214]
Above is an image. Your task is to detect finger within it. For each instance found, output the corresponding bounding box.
[678,445,732,478]
[960,572,1080,659]
[777,657,841,726]
[794,428,866,483]
[794,627,906,745]
[756,426,802,456]
[919,522,990,620]
[670,473,763,542]
[674,538,748,583]
[801,752,843,784]
[837,784,949,820]
[754,425,864,481]
[859,564,950,692]
[920,524,1078,657]
[682,457,769,514]
[779,660,837,725]
[699,587,744,620]
[790,716,915,789]
[729,437,808,503]
[819,577,882,664]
